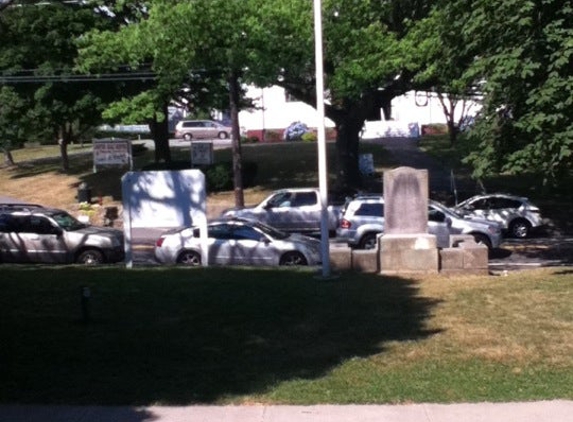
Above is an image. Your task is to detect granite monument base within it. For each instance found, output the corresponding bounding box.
[379,233,439,275]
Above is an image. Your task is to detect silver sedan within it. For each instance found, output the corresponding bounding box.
[154,218,322,267]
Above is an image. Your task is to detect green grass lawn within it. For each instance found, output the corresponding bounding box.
[1,266,572,405]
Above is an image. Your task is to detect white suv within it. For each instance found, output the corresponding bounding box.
[454,193,544,238]
[336,195,503,250]
[174,120,232,141]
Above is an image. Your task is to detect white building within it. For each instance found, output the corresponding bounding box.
[238,85,481,139]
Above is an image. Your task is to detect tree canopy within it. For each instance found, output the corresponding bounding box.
[2,0,571,187]
[0,1,124,170]
[460,0,573,184]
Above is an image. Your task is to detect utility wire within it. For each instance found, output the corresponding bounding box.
[0,72,157,83]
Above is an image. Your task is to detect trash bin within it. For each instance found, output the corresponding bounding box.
[77,182,92,203]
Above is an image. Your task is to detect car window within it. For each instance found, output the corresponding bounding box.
[0,214,16,232]
[291,192,317,207]
[183,121,200,128]
[6,215,30,233]
[267,192,293,208]
[470,198,489,209]
[28,216,57,234]
[231,225,264,241]
[355,203,384,217]
[490,198,521,209]
[208,224,233,239]
[52,211,84,231]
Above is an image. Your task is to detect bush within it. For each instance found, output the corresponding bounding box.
[284,121,310,141]
[264,130,283,142]
[301,131,317,142]
[241,135,259,144]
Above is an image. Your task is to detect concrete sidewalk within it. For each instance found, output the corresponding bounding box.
[1,401,572,422]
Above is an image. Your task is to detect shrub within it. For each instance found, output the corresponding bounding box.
[301,131,317,142]
[241,135,259,144]
[284,121,310,141]
[264,130,283,142]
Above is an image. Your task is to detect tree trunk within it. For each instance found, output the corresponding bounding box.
[3,149,15,166]
[59,125,71,172]
[150,105,171,163]
[447,120,458,146]
[334,116,363,191]
[229,71,244,208]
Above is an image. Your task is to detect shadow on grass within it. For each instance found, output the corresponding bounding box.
[0,267,441,406]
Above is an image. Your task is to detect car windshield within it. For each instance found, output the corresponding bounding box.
[249,220,290,240]
[51,211,86,231]
[430,201,463,219]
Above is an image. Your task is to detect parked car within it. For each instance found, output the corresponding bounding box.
[154,217,322,267]
[174,119,232,141]
[454,193,544,238]
[429,200,503,249]
[221,188,346,237]
[0,204,124,264]
[336,195,503,250]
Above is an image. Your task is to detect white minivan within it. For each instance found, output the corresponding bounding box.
[174,120,232,141]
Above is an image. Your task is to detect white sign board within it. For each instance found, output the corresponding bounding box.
[121,170,207,267]
[93,138,132,172]
[191,141,214,165]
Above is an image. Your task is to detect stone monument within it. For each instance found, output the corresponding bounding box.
[379,166,439,275]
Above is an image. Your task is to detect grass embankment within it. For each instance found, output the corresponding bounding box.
[1,266,572,405]
[0,141,391,219]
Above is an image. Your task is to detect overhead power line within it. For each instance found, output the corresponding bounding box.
[0,72,157,83]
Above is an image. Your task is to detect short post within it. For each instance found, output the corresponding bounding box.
[81,286,91,324]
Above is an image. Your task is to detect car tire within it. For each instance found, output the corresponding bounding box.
[359,232,379,250]
[218,131,228,139]
[183,133,193,141]
[77,249,104,265]
[177,250,201,266]
[509,219,531,238]
[471,233,492,249]
[279,251,308,266]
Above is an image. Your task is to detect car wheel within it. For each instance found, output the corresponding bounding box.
[359,232,379,250]
[279,251,308,266]
[177,250,201,266]
[509,219,531,238]
[183,133,193,141]
[218,131,228,139]
[471,233,492,249]
[77,249,104,265]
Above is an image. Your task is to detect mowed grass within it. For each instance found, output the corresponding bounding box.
[1,266,572,405]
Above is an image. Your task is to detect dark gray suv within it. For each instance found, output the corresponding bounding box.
[0,204,124,264]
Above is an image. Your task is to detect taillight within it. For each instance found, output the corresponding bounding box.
[339,219,352,229]
[155,237,165,247]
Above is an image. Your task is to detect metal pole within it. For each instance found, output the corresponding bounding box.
[313,0,331,277]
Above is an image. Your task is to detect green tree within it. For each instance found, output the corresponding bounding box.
[0,87,27,165]
[79,0,260,206]
[405,4,482,145]
[462,0,573,184]
[0,1,121,171]
[244,0,433,189]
